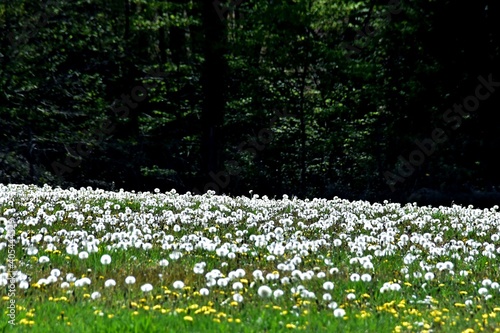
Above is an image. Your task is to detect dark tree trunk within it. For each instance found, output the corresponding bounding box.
[199,0,227,193]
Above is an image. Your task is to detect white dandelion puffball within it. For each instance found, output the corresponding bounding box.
[328,302,338,309]
[333,308,346,317]
[125,276,136,285]
[141,283,153,292]
[105,279,116,288]
[273,289,284,299]
[478,287,489,295]
[39,256,50,263]
[173,280,185,289]
[50,269,61,277]
[233,282,244,290]
[258,285,272,298]
[361,274,372,282]
[233,293,244,302]
[79,251,89,260]
[100,254,112,265]
[323,281,334,290]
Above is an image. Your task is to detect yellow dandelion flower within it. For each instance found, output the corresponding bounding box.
[408,309,420,315]
[213,318,221,323]
[108,314,114,319]
[430,310,442,317]
[286,323,296,329]
[358,311,371,318]
[2,296,9,301]
[235,319,241,323]
[184,316,193,322]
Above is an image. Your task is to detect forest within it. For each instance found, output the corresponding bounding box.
[1,0,500,207]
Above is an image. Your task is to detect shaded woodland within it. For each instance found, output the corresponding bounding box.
[1,0,500,207]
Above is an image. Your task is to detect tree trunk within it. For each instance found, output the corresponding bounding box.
[199,0,227,193]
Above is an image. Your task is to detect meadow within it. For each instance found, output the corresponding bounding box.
[1,183,500,332]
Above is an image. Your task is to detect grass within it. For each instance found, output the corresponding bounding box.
[1,183,500,332]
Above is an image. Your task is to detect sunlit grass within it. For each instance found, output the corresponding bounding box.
[1,183,500,332]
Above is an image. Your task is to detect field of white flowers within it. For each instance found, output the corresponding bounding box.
[1,183,500,332]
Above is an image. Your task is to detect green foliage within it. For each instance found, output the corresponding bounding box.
[1,0,499,206]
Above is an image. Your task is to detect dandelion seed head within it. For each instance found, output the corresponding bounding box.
[100,254,112,265]
[141,283,153,292]
[125,276,136,285]
[258,285,272,298]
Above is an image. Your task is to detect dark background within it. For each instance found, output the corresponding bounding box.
[1,0,500,208]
